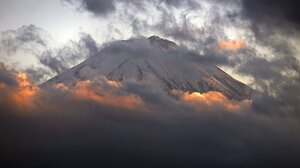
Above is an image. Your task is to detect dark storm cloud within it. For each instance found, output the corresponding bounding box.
[65,0,116,16]
[1,64,300,167]
[242,0,300,26]
[241,0,300,40]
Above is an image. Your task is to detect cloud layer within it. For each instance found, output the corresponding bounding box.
[1,63,300,167]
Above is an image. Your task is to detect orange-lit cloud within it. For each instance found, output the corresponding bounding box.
[172,90,251,112]
[218,39,246,52]
[54,82,69,91]
[0,72,39,109]
[0,65,250,114]
[55,80,144,110]
[0,82,6,89]
[1,72,144,112]
[11,73,39,108]
[1,70,250,113]
[108,80,122,88]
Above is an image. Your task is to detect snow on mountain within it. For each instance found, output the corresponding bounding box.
[42,36,253,100]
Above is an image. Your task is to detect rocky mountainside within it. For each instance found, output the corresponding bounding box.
[42,36,253,100]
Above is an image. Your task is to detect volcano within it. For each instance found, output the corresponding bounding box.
[42,36,253,100]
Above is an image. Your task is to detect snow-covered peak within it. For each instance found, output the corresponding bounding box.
[148,36,178,49]
[42,37,253,101]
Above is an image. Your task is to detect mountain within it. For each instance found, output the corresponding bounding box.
[42,36,253,101]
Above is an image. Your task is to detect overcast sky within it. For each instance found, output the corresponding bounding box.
[0,0,254,83]
[0,0,99,43]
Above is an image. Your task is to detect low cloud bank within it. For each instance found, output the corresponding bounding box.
[1,63,300,167]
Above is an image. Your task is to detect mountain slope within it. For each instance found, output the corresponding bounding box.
[42,36,253,100]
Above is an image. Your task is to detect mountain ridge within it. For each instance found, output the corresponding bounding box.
[42,36,253,101]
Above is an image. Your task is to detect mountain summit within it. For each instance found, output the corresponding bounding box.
[148,36,178,49]
[42,36,253,100]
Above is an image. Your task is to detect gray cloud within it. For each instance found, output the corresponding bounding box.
[1,25,99,84]
[0,62,17,86]
[160,0,200,9]
[24,67,53,84]
[65,0,116,16]
[38,33,98,75]
[0,24,49,55]
[234,44,300,116]
[39,52,68,74]
[65,0,201,17]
